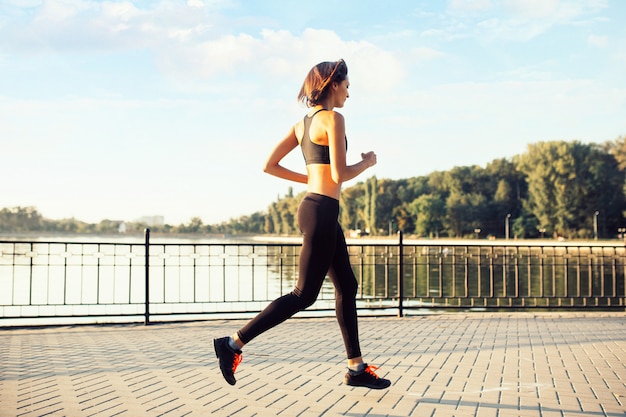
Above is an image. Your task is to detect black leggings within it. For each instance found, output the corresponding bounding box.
[237,193,361,359]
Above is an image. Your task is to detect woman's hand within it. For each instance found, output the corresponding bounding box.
[361,151,377,168]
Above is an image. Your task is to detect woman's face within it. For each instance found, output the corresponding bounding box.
[332,77,350,108]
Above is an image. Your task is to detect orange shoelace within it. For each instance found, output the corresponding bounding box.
[232,352,243,373]
[364,365,381,378]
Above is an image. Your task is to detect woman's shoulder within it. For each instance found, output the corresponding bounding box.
[316,109,344,126]
[293,119,305,142]
[300,109,345,136]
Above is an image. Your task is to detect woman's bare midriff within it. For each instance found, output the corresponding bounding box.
[306,164,341,200]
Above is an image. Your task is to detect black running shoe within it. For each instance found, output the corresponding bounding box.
[213,337,242,386]
[344,364,391,389]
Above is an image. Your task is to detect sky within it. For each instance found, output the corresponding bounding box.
[1,0,625,226]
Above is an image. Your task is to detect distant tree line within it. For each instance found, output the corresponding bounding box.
[0,207,256,236]
[1,137,625,240]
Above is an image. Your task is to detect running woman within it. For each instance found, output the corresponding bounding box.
[214,59,391,390]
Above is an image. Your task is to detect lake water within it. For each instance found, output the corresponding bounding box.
[1,234,624,326]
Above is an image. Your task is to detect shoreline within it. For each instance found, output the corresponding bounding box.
[1,232,624,247]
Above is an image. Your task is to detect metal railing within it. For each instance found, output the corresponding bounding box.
[1,230,624,325]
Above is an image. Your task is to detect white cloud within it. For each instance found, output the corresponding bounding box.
[449,0,492,13]
[32,0,94,23]
[442,0,611,43]
[2,0,225,52]
[587,34,608,48]
[502,0,559,19]
[409,46,446,63]
[1,1,407,94]
[476,16,553,41]
[554,0,609,22]
[153,27,407,97]
[101,1,140,21]
[3,0,42,7]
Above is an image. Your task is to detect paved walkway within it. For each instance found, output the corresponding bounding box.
[1,312,625,417]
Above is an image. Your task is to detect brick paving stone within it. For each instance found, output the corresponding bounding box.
[1,313,625,417]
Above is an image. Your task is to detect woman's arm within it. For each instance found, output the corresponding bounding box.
[328,112,376,183]
[263,126,308,184]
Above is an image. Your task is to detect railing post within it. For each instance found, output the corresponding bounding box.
[144,228,150,325]
[398,230,404,317]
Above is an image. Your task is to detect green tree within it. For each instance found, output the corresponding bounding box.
[605,135,626,171]
[340,186,362,231]
[516,141,624,238]
[410,193,445,237]
[0,207,44,232]
[266,203,279,234]
[361,176,378,234]
[445,191,486,237]
[604,135,626,219]
[178,217,204,233]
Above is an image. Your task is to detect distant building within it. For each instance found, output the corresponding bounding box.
[136,216,165,226]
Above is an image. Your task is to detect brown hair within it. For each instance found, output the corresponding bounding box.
[298,59,348,107]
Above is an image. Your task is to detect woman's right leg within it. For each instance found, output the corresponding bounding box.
[326,223,361,359]
[328,222,392,389]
